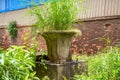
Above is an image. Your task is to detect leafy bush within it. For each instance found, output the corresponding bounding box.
[74,46,120,80]
[0,46,39,80]
[7,21,18,38]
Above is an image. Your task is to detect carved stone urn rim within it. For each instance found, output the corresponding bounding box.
[41,29,82,36]
[43,29,80,32]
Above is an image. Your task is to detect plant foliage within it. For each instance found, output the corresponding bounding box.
[73,46,120,80]
[7,21,18,38]
[0,46,39,80]
[29,0,84,34]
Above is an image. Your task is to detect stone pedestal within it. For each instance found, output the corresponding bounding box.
[35,61,87,80]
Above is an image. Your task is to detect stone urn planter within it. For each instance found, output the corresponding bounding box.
[29,0,86,79]
[42,30,81,63]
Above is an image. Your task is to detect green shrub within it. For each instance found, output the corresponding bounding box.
[0,46,39,80]
[7,21,18,38]
[74,46,120,80]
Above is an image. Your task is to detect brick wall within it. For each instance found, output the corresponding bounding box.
[0,28,10,49]
[0,18,120,55]
[71,18,120,55]
[0,26,46,51]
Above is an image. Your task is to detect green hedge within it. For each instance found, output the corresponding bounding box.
[74,46,120,80]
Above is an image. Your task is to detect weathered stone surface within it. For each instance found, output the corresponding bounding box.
[35,61,87,80]
[42,30,81,63]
